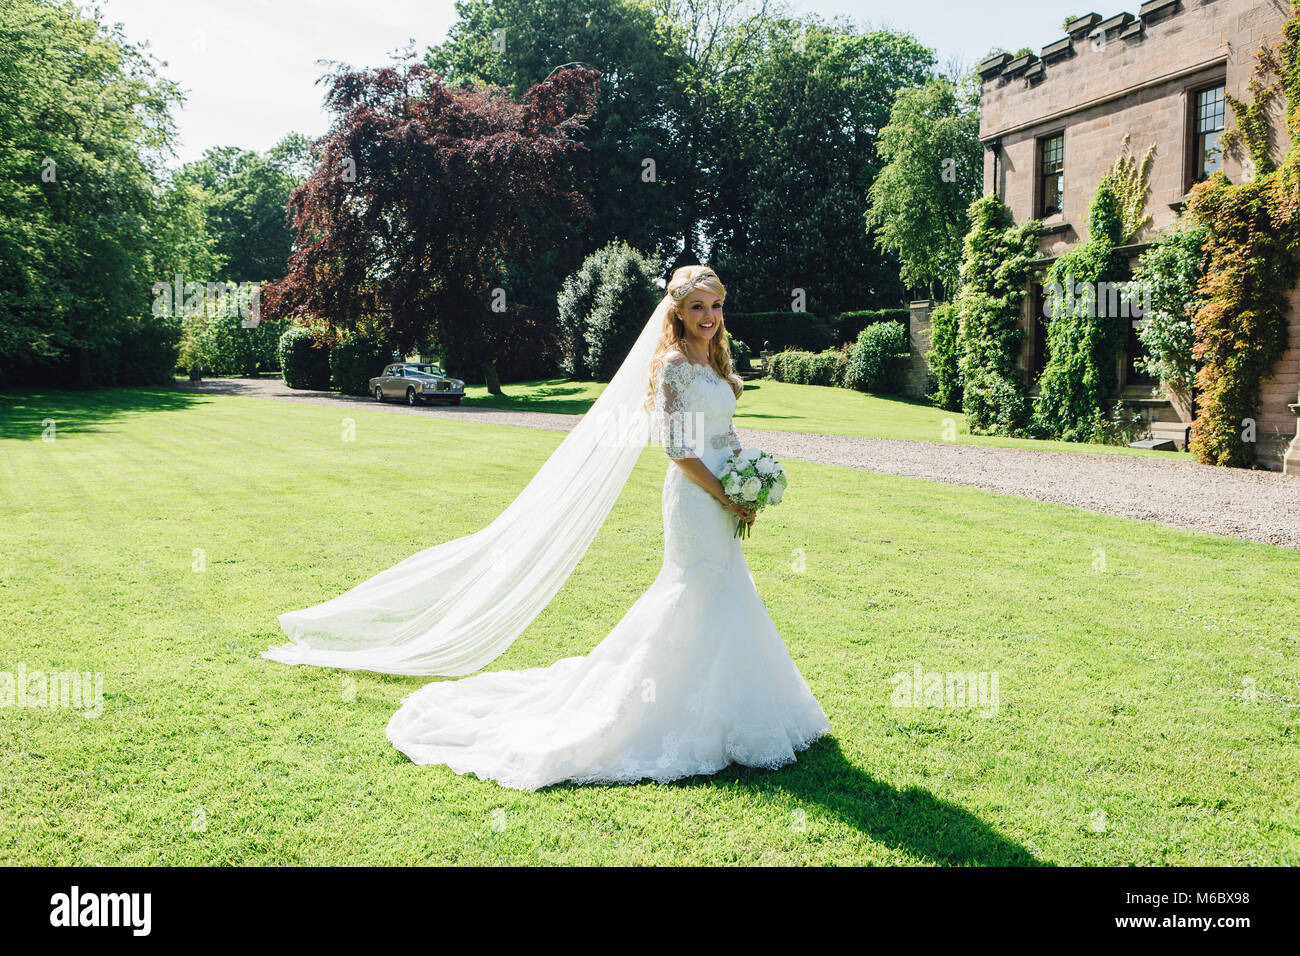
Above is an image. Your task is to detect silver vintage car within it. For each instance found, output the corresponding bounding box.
[369,363,465,405]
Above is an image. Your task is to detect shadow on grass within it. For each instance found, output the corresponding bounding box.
[464,379,598,415]
[550,735,1050,866]
[0,385,210,440]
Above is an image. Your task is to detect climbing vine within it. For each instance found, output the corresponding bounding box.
[1107,132,1156,243]
[1186,0,1300,467]
[954,194,1040,434]
[1031,176,1128,442]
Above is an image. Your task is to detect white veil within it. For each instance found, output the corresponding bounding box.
[261,294,670,676]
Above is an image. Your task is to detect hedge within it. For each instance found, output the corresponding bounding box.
[279,326,332,390]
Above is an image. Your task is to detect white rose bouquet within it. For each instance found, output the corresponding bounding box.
[718,447,787,539]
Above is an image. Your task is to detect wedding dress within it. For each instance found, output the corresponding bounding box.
[384,351,831,789]
[264,291,830,791]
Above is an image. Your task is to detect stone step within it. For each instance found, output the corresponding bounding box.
[1150,420,1192,450]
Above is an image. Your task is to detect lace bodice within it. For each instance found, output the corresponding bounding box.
[652,353,742,465]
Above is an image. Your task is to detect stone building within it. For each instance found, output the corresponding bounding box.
[977,0,1300,472]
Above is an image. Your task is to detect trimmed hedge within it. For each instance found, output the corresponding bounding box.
[93,312,183,386]
[768,348,849,387]
[831,309,911,346]
[279,326,332,390]
[330,327,398,396]
[722,312,835,353]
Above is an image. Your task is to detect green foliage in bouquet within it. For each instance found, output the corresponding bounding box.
[718,448,787,539]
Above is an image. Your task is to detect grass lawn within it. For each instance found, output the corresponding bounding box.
[465,375,1191,461]
[0,386,1295,865]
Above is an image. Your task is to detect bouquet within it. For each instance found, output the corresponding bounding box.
[719,447,787,539]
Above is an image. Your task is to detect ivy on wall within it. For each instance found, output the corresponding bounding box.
[953,194,1040,434]
[926,300,962,412]
[1186,0,1300,467]
[1031,177,1128,442]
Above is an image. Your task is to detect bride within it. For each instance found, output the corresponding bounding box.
[264,266,831,791]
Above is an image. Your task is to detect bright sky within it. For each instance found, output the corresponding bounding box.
[86,0,1093,166]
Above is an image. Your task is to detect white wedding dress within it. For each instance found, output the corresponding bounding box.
[385,352,832,790]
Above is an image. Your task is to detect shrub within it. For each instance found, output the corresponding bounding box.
[584,245,660,381]
[557,240,659,381]
[831,309,911,346]
[92,312,182,386]
[279,325,332,390]
[330,326,398,396]
[196,310,287,377]
[1182,6,1300,467]
[1123,223,1208,403]
[953,195,1038,435]
[1090,399,1148,446]
[768,348,847,387]
[1032,177,1127,442]
[728,332,752,370]
[844,321,908,393]
[926,301,962,411]
[556,260,600,378]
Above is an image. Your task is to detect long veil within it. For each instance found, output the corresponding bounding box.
[261,294,669,676]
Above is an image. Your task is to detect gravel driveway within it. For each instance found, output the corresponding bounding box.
[177,377,1300,550]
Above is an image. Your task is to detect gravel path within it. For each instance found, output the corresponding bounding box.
[177,377,1300,550]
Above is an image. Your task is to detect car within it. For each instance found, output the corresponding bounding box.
[369,363,465,406]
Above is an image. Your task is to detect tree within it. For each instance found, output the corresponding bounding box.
[865,76,982,301]
[427,0,682,323]
[175,135,307,283]
[0,0,183,388]
[262,60,601,395]
[709,15,933,314]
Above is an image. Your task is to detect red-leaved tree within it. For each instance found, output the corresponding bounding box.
[263,60,599,392]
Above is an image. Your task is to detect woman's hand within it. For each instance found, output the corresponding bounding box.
[723,497,756,528]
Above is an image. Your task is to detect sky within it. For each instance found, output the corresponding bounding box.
[86,0,1095,167]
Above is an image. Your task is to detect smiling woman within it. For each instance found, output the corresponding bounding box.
[265,265,832,790]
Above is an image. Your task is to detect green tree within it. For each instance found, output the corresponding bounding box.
[175,136,306,283]
[710,16,933,314]
[428,0,682,319]
[0,0,183,387]
[865,76,982,301]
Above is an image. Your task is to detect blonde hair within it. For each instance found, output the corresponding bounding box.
[643,266,743,411]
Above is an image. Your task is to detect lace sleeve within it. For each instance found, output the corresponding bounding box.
[727,421,742,455]
[655,359,698,460]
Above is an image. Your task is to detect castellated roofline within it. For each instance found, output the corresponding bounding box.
[977,0,1182,86]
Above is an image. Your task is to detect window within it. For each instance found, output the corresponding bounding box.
[1192,84,1225,184]
[1039,133,1064,217]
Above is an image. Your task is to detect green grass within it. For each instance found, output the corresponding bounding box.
[1,386,1296,865]
[465,375,1191,460]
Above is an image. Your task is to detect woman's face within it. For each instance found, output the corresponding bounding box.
[679,290,723,347]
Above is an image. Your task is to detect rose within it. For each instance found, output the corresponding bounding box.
[740,447,762,463]
[724,474,742,497]
[756,456,777,476]
[768,481,784,505]
[740,476,761,501]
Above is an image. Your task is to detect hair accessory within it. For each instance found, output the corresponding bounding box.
[670,270,717,301]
